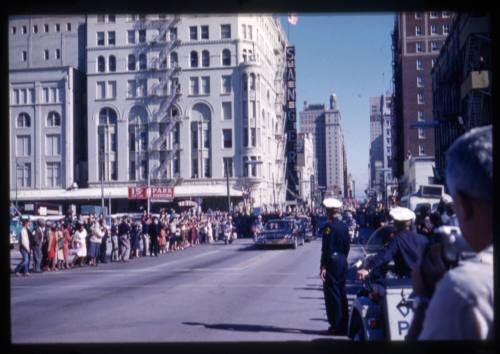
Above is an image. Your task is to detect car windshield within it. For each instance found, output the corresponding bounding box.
[366,226,397,247]
[265,220,292,231]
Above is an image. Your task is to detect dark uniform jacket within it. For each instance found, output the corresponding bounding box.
[321,218,351,269]
[365,229,428,277]
[118,222,131,237]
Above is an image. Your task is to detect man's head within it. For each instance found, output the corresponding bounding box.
[389,207,415,231]
[445,125,492,252]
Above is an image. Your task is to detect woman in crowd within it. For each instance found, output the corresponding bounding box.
[110,218,120,262]
[56,222,65,270]
[159,222,167,254]
[46,223,58,271]
[62,223,73,269]
[72,222,87,267]
[88,218,105,267]
[130,221,142,259]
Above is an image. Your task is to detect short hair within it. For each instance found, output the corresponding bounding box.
[445,125,492,204]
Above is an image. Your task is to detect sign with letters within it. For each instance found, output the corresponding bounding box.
[151,186,175,202]
[285,46,299,200]
[384,286,415,340]
[128,186,148,200]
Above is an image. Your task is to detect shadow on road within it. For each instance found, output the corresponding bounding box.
[183,321,333,337]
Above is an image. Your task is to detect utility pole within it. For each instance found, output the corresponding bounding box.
[100,148,104,211]
[225,159,231,213]
[147,161,151,215]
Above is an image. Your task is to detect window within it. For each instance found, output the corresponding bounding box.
[416,59,423,70]
[33,25,38,33]
[140,160,147,180]
[430,12,440,18]
[201,25,209,39]
[66,23,71,31]
[223,158,233,177]
[222,76,231,94]
[419,145,425,156]
[46,112,61,127]
[190,26,198,40]
[192,158,198,178]
[129,160,136,180]
[203,127,210,148]
[190,51,199,68]
[415,12,422,19]
[418,111,424,121]
[138,30,146,43]
[204,158,211,178]
[16,136,31,156]
[97,15,105,23]
[97,31,105,46]
[251,128,256,147]
[243,156,248,176]
[22,51,27,62]
[44,50,49,60]
[97,81,106,99]
[248,25,253,40]
[128,54,136,71]
[251,100,256,117]
[417,93,424,104]
[431,41,439,51]
[242,24,247,39]
[51,87,59,103]
[137,80,147,97]
[55,24,60,32]
[416,42,423,53]
[55,49,61,59]
[202,50,210,67]
[250,156,257,176]
[22,26,27,34]
[189,77,199,95]
[108,15,116,23]
[169,27,178,41]
[221,24,231,39]
[44,24,49,32]
[108,81,117,99]
[223,129,232,148]
[170,51,178,67]
[127,80,137,97]
[108,31,116,45]
[222,49,231,66]
[17,163,31,188]
[127,30,136,44]
[415,25,422,36]
[417,76,424,87]
[431,59,435,68]
[43,88,49,103]
[430,24,437,35]
[11,26,16,34]
[138,54,147,70]
[17,113,31,128]
[46,135,61,156]
[222,102,232,119]
[443,24,450,35]
[97,56,106,72]
[109,55,116,72]
[442,11,450,18]
[242,49,247,62]
[46,163,61,187]
[201,76,210,95]
[243,128,248,147]
[418,128,426,139]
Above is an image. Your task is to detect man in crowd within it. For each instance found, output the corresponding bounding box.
[14,217,31,276]
[251,215,264,243]
[408,125,493,340]
[118,216,131,262]
[319,197,350,335]
[32,219,45,273]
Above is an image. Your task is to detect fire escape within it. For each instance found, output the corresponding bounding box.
[139,15,185,186]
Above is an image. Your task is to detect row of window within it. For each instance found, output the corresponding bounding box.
[12,87,62,105]
[15,112,61,129]
[16,134,61,157]
[189,24,231,40]
[16,162,61,188]
[11,22,72,35]
[412,40,443,53]
[20,49,61,63]
[413,24,450,37]
[414,11,451,19]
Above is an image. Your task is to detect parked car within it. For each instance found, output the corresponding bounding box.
[256,219,304,249]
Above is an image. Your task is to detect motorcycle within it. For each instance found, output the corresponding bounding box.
[223,226,236,244]
[348,254,416,341]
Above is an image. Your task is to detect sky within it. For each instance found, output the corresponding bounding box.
[279,13,395,198]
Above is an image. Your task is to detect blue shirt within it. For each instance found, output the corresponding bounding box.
[321,218,350,268]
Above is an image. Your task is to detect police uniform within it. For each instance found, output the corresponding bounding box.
[364,207,428,278]
[320,198,350,335]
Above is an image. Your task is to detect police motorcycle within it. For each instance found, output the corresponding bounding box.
[347,225,474,341]
[223,222,237,245]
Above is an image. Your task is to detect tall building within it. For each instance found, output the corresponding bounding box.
[9,16,87,211]
[431,13,492,184]
[296,133,314,206]
[299,95,348,198]
[369,93,394,202]
[9,14,290,212]
[391,11,455,179]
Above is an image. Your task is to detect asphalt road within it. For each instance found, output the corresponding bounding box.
[10,229,372,343]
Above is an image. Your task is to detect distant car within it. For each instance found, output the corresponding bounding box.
[296,216,315,242]
[256,219,304,249]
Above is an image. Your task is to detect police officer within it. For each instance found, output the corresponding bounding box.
[357,207,428,280]
[319,197,350,335]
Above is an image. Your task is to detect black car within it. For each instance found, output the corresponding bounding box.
[296,216,315,242]
[256,219,304,249]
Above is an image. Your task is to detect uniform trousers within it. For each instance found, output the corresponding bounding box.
[323,254,349,333]
[119,235,130,261]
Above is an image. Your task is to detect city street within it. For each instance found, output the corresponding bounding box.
[10,231,371,343]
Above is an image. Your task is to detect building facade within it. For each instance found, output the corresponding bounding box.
[10,14,290,212]
[431,13,492,184]
[9,16,87,211]
[391,11,455,179]
[296,132,314,206]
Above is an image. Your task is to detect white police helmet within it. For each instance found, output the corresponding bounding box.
[389,207,416,222]
[442,193,453,204]
[323,197,343,209]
